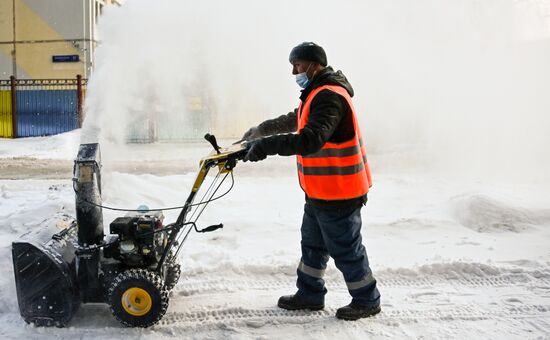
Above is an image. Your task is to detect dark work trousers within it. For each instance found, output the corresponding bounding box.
[296,202,380,307]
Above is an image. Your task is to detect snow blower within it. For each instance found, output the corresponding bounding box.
[12,134,247,327]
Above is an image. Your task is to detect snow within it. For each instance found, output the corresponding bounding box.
[0,130,81,159]
[0,131,549,339]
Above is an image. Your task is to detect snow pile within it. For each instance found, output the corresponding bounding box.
[0,130,80,159]
[450,194,550,233]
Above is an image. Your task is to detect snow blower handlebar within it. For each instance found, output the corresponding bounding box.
[157,134,248,271]
[180,134,248,219]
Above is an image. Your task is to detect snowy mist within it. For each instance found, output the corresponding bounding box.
[81,0,550,183]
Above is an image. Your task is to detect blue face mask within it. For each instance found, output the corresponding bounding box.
[295,72,310,88]
[295,63,313,88]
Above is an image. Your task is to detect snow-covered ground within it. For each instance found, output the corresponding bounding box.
[0,131,549,339]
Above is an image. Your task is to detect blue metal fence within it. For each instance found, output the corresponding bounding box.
[0,77,85,138]
[16,90,78,137]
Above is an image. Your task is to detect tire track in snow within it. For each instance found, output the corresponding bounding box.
[160,267,550,330]
[171,268,550,298]
[158,304,550,330]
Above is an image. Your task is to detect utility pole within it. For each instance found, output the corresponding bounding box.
[12,0,17,78]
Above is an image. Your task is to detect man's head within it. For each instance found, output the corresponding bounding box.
[289,42,327,80]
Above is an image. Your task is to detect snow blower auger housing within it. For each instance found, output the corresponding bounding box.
[12,134,248,328]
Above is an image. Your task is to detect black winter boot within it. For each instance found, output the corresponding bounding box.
[277,295,325,311]
[336,302,381,320]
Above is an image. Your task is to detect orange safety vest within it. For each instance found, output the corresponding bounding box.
[296,85,372,200]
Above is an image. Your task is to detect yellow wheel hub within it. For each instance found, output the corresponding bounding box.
[121,287,152,316]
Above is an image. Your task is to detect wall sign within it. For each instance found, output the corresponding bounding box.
[52,55,80,63]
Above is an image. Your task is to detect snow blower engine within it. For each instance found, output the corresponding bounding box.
[11,134,247,327]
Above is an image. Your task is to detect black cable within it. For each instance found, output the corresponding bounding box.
[72,168,236,264]
[188,170,222,222]
[73,170,235,212]
[173,171,233,259]
[192,172,230,224]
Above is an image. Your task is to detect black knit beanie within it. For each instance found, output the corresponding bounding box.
[289,42,328,66]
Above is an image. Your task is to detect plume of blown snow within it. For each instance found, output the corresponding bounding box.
[81,0,550,183]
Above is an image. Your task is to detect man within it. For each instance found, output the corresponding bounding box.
[242,42,380,321]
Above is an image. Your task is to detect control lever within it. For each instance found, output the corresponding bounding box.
[204,133,221,154]
[198,223,224,233]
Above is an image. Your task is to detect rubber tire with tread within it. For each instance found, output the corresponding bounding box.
[108,269,169,327]
[164,262,181,291]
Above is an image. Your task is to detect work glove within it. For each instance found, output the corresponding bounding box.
[241,126,263,142]
[243,139,267,162]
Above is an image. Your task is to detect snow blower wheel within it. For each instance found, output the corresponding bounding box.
[164,263,181,291]
[108,269,168,328]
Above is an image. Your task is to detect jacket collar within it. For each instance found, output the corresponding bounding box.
[299,66,334,102]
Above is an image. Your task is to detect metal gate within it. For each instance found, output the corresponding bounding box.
[0,76,85,138]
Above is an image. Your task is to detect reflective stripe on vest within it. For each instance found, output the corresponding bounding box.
[297,162,365,176]
[296,85,372,200]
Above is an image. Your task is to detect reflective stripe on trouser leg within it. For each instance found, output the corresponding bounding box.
[298,261,325,278]
[346,271,375,290]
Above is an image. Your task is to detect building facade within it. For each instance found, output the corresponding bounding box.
[0,0,121,80]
